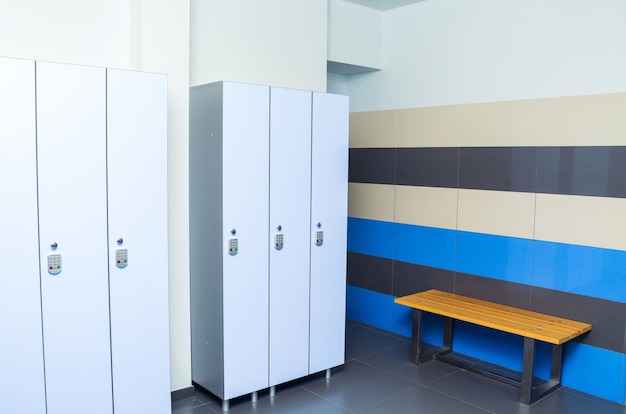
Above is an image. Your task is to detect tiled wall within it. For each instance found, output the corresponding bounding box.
[346,93,626,404]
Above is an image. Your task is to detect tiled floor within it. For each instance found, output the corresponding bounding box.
[173,320,626,414]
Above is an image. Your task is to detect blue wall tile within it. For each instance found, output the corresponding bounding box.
[347,217,394,259]
[393,223,456,271]
[562,342,626,404]
[346,285,392,330]
[533,240,626,303]
[455,231,534,284]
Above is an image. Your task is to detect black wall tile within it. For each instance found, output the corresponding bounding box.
[459,147,537,193]
[537,146,626,198]
[453,272,532,310]
[392,261,455,297]
[347,252,393,295]
[396,147,459,188]
[530,286,626,354]
[349,148,395,184]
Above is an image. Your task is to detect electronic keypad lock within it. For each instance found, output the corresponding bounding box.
[315,231,323,246]
[48,254,62,275]
[274,233,284,250]
[227,229,239,256]
[115,249,128,268]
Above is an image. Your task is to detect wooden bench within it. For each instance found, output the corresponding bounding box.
[394,289,592,404]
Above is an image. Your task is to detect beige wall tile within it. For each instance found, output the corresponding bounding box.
[349,110,396,148]
[457,189,535,239]
[538,93,626,146]
[535,193,626,251]
[395,185,457,230]
[397,105,459,148]
[460,99,538,147]
[348,182,395,222]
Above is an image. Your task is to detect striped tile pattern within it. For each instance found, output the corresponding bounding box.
[346,92,626,405]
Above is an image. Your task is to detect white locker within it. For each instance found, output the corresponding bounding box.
[309,92,349,373]
[268,87,312,386]
[36,61,113,414]
[0,57,46,413]
[107,69,171,414]
[190,82,270,402]
[190,82,348,408]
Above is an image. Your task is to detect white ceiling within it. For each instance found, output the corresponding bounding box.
[342,0,426,11]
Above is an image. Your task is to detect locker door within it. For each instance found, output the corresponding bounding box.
[268,87,312,386]
[309,92,349,373]
[36,62,112,414]
[221,82,270,399]
[107,69,170,414]
[0,58,46,413]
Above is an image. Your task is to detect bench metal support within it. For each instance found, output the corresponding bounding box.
[409,309,564,405]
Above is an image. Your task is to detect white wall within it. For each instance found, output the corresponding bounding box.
[0,0,191,392]
[0,0,131,67]
[190,0,327,91]
[130,0,191,392]
[327,0,382,69]
[345,0,626,112]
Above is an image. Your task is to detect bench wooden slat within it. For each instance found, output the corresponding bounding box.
[415,290,590,335]
[394,289,591,345]
[409,293,583,341]
[420,290,591,332]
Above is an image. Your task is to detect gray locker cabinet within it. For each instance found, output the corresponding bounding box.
[190,81,349,407]
[0,57,46,414]
[190,82,271,401]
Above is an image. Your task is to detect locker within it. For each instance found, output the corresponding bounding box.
[309,92,349,373]
[190,82,270,402]
[0,57,46,413]
[190,81,348,409]
[37,61,113,414]
[269,87,312,386]
[0,59,170,414]
[107,69,171,414]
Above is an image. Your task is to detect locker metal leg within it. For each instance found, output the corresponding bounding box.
[251,391,258,403]
[270,386,276,397]
[325,368,332,380]
[222,399,229,412]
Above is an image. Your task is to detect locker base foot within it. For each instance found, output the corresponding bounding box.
[269,386,276,397]
[222,399,229,412]
[326,368,332,380]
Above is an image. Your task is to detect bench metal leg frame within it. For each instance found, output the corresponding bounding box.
[410,309,564,405]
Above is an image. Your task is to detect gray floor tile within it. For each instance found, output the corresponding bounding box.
[425,369,527,414]
[172,394,211,413]
[359,386,493,414]
[173,402,215,414]
[203,385,349,414]
[518,388,626,414]
[300,360,419,412]
[345,322,409,361]
[358,342,462,385]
